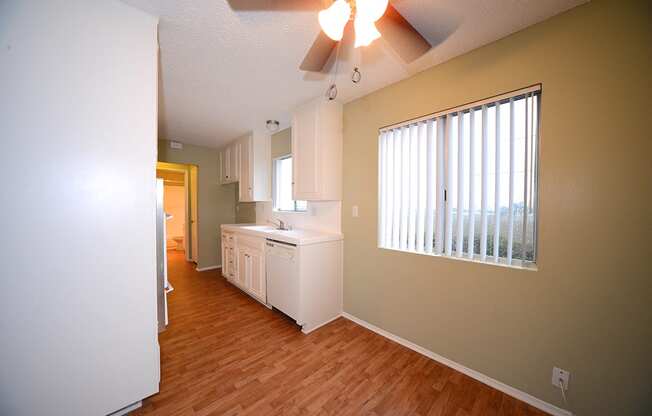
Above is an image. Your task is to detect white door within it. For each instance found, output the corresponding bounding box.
[292,102,320,200]
[189,166,199,263]
[247,247,266,302]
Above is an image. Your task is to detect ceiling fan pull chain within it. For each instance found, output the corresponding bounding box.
[326,41,342,100]
[352,67,361,83]
[351,47,362,84]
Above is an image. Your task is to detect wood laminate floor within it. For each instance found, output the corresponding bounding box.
[133,250,548,416]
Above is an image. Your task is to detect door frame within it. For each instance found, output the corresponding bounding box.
[156,162,198,263]
[188,165,199,263]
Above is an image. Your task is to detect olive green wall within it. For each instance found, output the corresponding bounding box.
[342,1,651,415]
[158,140,237,269]
[271,127,291,159]
[236,201,257,223]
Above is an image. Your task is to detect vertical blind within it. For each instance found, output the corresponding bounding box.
[378,86,540,267]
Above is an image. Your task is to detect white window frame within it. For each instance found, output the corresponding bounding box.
[272,155,307,213]
[377,85,541,270]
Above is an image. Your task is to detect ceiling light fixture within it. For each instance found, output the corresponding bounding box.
[318,0,351,41]
[353,17,381,48]
[266,120,280,132]
[318,0,388,47]
[355,0,389,22]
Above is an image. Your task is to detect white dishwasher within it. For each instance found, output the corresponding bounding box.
[266,239,300,320]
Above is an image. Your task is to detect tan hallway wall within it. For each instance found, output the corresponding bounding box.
[163,184,185,244]
[341,1,652,415]
[159,140,237,269]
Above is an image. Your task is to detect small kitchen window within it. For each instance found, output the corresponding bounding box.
[273,156,307,212]
[378,85,541,269]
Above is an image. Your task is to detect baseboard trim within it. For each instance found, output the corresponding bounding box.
[341,312,572,416]
[196,264,221,272]
[108,401,142,416]
[301,314,342,334]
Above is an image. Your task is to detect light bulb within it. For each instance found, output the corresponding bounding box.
[318,0,351,41]
[354,17,381,48]
[355,0,389,22]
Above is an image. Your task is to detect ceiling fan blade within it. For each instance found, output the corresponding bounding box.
[300,31,338,72]
[377,4,432,63]
[227,0,324,11]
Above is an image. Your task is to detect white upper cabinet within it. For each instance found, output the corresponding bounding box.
[291,98,342,201]
[220,130,271,202]
[238,131,271,202]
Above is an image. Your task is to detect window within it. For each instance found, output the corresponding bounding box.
[378,86,540,268]
[273,156,307,212]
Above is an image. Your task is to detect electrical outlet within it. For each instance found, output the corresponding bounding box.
[552,367,570,390]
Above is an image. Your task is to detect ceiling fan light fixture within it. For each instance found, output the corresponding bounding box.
[318,0,351,41]
[355,0,389,22]
[354,17,381,48]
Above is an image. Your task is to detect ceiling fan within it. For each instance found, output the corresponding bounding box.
[228,0,432,73]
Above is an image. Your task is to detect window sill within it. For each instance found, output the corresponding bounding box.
[273,209,307,214]
[378,246,538,272]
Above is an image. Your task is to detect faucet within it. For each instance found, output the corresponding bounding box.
[268,218,290,231]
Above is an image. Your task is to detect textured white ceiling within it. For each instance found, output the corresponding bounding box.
[121,0,587,148]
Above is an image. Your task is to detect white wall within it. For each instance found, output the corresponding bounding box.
[0,2,160,415]
[256,201,342,234]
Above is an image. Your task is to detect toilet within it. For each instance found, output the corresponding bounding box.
[171,236,184,251]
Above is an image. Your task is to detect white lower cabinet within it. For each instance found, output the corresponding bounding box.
[222,231,266,304]
[220,226,343,333]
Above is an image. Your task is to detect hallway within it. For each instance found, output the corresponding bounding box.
[133,252,547,416]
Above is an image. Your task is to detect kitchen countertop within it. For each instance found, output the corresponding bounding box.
[221,223,343,246]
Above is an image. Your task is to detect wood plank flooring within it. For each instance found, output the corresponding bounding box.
[133,250,548,416]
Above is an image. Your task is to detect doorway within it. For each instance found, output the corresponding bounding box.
[156,162,199,263]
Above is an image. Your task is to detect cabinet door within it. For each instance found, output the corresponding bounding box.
[225,246,232,280]
[247,248,266,302]
[219,151,225,184]
[230,142,240,182]
[236,247,248,288]
[292,103,320,200]
[229,247,238,283]
[238,135,252,201]
[223,147,233,183]
[221,234,228,277]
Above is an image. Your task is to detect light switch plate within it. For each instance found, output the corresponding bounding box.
[352,205,359,217]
